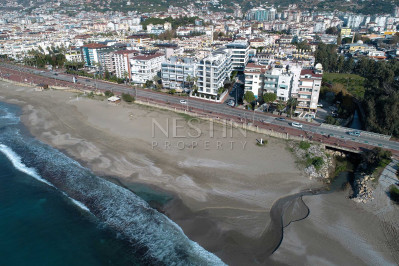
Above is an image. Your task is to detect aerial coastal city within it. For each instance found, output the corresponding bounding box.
[0,0,399,265]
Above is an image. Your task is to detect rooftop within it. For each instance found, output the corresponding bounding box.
[82,43,107,49]
[132,53,164,60]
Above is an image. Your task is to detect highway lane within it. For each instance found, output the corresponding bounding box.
[2,62,399,152]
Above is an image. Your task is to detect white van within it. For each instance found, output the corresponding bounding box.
[291,122,303,128]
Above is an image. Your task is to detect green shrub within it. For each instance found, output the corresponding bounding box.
[299,141,311,150]
[389,185,399,202]
[362,147,392,171]
[121,93,135,103]
[312,157,324,170]
[104,90,114,97]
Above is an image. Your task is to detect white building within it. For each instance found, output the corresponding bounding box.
[196,49,232,97]
[244,63,303,101]
[130,53,165,84]
[244,63,266,99]
[295,66,323,113]
[81,43,108,67]
[226,42,249,71]
[65,52,82,63]
[161,56,197,91]
[112,50,139,80]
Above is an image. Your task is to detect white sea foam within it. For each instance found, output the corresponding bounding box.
[0,143,54,187]
[0,108,20,124]
[67,194,91,212]
[0,130,226,265]
[0,143,92,213]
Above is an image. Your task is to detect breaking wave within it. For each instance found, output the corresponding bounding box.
[0,102,225,265]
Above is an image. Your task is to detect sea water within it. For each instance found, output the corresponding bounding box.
[0,101,224,266]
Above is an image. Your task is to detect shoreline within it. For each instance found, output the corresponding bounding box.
[1,81,398,265]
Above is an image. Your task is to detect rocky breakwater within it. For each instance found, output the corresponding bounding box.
[288,141,334,180]
[351,164,375,203]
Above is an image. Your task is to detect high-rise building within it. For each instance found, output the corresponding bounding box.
[246,7,276,22]
[295,66,323,113]
[196,49,232,97]
[112,50,139,80]
[226,42,249,71]
[81,43,108,67]
[161,56,197,91]
[130,53,165,84]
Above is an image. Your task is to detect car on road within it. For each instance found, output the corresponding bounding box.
[291,122,303,128]
[317,103,323,107]
[227,99,235,107]
[347,131,361,137]
[275,117,286,121]
[179,99,187,104]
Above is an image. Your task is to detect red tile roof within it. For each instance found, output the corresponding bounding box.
[82,43,107,49]
[300,69,323,78]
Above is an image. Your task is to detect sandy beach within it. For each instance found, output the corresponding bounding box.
[1,80,398,265]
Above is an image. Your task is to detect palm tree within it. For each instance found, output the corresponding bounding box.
[287,98,297,118]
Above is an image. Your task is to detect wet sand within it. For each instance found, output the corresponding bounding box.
[0,81,398,265]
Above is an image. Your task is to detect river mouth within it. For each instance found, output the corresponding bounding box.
[260,153,361,260]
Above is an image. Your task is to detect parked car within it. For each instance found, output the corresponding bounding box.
[179,99,187,104]
[347,131,361,137]
[317,103,323,107]
[275,117,286,121]
[291,122,303,128]
[227,99,235,107]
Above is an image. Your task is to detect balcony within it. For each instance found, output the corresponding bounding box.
[297,97,311,101]
[298,91,312,95]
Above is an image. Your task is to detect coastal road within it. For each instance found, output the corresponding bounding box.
[1,62,399,154]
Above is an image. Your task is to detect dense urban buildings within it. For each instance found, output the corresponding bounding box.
[2,1,399,114]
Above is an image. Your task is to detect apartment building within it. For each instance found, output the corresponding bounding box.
[130,53,165,84]
[295,66,323,113]
[226,42,249,71]
[65,51,82,63]
[97,47,120,73]
[244,63,303,101]
[81,43,108,67]
[161,56,197,91]
[112,50,139,80]
[197,49,232,96]
[244,63,266,99]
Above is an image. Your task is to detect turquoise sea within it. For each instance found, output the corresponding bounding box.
[0,101,224,266]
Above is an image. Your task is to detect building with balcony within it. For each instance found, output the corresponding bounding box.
[130,53,165,84]
[244,63,303,101]
[226,42,249,71]
[81,43,108,67]
[112,50,139,80]
[244,63,266,99]
[196,49,232,97]
[161,56,197,91]
[295,66,323,113]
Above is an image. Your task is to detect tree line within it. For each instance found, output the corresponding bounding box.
[23,47,66,68]
[315,43,399,137]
